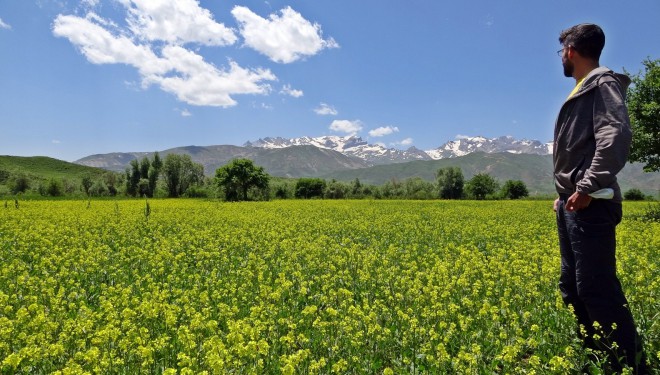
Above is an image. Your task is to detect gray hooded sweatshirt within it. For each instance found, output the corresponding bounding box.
[553,66,632,203]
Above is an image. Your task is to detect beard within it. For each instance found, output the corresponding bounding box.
[563,59,574,77]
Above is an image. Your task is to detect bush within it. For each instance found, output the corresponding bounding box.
[8,174,30,195]
[184,185,211,198]
[41,178,64,197]
[624,188,646,201]
[641,203,660,222]
[89,180,109,197]
[501,180,529,199]
[0,169,10,184]
[295,178,326,199]
[466,173,499,200]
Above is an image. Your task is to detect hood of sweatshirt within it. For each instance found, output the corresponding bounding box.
[576,66,631,97]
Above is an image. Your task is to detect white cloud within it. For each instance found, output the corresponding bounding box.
[53,14,166,72]
[53,11,275,107]
[456,134,470,140]
[177,108,192,117]
[120,0,237,46]
[392,138,414,147]
[369,126,399,137]
[330,119,362,135]
[231,5,338,63]
[0,18,11,30]
[147,46,275,107]
[314,103,337,115]
[280,84,303,98]
[52,139,61,144]
[82,0,100,8]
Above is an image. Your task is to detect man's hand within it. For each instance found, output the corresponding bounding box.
[565,191,592,212]
[553,198,560,212]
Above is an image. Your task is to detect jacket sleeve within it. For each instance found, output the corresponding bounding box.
[575,78,632,194]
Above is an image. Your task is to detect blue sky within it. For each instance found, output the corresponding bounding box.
[1,1,659,162]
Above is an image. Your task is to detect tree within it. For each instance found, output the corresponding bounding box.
[501,180,529,199]
[8,173,30,195]
[623,188,646,201]
[162,154,205,198]
[89,180,109,197]
[405,177,435,199]
[148,152,163,197]
[44,178,63,197]
[466,173,499,200]
[125,159,141,197]
[295,178,326,199]
[350,178,363,197]
[381,179,405,199]
[104,172,119,196]
[271,180,294,199]
[627,58,660,172]
[139,157,151,182]
[81,175,93,196]
[215,158,270,201]
[325,179,349,199]
[436,167,464,199]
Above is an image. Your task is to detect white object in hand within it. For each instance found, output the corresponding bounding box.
[588,188,614,199]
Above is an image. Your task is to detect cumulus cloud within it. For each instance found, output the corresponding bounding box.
[0,18,11,30]
[368,126,399,137]
[314,103,337,115]
[53,8,275,107]
[456,134,470,140]
[330,120,363,135]
[231,5,339,63]
[53,14,166,72]
[120,0,237,46]
[280,84,303,98]
[52,1,335,107]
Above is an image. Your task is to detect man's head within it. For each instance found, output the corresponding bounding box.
[559,23,605,78]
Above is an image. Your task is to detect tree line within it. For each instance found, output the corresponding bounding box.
[1,155,655,201]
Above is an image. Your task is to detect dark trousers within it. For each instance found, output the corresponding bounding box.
[556,197,647,372]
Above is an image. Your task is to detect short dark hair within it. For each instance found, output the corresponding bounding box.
[559,23,605,61]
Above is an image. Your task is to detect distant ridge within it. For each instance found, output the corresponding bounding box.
[76,145,368,178]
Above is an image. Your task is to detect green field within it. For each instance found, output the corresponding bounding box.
[0,200,658,373]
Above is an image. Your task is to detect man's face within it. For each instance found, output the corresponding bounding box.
[561,46,574,77]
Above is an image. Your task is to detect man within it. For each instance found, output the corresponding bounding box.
[553,23,648,373]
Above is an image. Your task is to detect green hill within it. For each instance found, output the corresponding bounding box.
[0,155,112,196]
[0,155,108,180]
[322,152,659,197]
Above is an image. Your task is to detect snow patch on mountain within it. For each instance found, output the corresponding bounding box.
[245,135,552,164]
[245,136,430,165]
[424,136,552,160]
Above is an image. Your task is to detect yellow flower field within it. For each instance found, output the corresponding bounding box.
[0,200,657,374]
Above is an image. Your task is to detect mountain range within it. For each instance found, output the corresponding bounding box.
[77,135,553,172]
[74,135,658,196]
[244,135,553,164]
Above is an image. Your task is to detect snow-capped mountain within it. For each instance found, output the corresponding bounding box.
[245,136,432,165]
[245,135,552,165]
[425,136,553,159]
